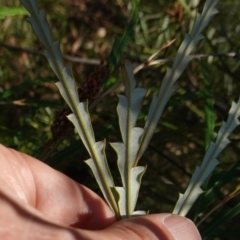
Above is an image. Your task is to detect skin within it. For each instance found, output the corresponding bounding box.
[0,144,201,240]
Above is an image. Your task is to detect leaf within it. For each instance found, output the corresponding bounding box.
[111,62,146,217]
[117,93,146,144]
[117,62,146,145]
[202,68,216,151]
[20,0,38,14]
[190,158,240,218]
[111,128,144,188]
[173,98,240,216]
[67,102,95,152]
[55,67,79,110]
[130,166,146,213]
[112,187,126,217]
[111,166,146,218]
[44,42,64,79]
[85,141,117,213]
[135,0,220,166]
[21,0,120,218]
[0,7,28,18]
[108,0,140,73]
[27,12,53,49]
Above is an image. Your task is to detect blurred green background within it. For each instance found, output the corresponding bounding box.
[1,0,240,239]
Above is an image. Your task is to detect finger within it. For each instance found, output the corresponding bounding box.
[0,145,115,229]
[0,184,201,240]
[0,189,82,240]
[92,214,202,240]
[0,191,201,240]
[28,214,200,240]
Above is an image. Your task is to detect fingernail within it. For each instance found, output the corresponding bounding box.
[163,214,202,240]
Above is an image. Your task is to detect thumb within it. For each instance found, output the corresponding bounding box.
[69,213,202,240]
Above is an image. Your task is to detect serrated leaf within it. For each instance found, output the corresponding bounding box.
[110,167,146,217]
[117,62,146,144]
[197,1,219,33]
[55,67,79,109]
[110,142,126,188]
[67,102,95,152]
[117,63,146,144]
[158,68,176,96]
[136,83,175,163]
[135,0,220,165]
[130,166,146,213]
[111,62,146,217]
[116,95,128,143]
[27,12,52,48]
[111,128,144,189]
[85,141,117,212]
[144,95,158,127]
[44,43,64,80]
[188,160,240,220]
[21,0,120,218]
[112,187,126,217]
[174,98,240,216]
[121,62,136,95]
[129,128,144,166]
[117,93,146,144]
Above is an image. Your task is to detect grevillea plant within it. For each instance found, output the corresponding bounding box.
[20,0,240,222]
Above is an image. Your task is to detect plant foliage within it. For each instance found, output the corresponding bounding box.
[1,0,240,237]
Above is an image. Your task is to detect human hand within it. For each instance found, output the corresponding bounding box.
[0,144,201,240]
